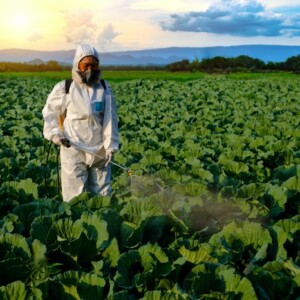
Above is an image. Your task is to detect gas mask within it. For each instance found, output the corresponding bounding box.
[80,69,101,86]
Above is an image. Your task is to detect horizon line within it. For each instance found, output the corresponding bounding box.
[1,43,300,53]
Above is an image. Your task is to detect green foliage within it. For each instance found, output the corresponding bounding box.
[0,77,299,298]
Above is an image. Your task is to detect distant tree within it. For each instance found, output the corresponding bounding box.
[200,56,229,72]
[283,55,300,72]
[189,57,201,72]
[165,59,190,72]
[229,55,265,71]
[46,60,63,71]
[265,61,284,71]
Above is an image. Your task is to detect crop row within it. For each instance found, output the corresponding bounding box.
[0,77,299,299]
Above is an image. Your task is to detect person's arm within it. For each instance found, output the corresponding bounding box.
[42,81,67,145]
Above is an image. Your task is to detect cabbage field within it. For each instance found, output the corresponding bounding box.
[0,76,300,299]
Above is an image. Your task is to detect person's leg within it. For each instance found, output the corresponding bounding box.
[60,147,88,201]
[87,162,112,196]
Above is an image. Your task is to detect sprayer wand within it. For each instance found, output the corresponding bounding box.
[69,141,132,176]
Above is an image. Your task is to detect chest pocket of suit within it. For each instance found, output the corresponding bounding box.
[91,99,104,113]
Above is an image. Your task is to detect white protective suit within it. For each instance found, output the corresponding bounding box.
[42,44,119,201]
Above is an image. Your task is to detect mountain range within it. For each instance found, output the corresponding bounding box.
[1,45,300,66]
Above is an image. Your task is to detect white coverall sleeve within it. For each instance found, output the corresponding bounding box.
[42,81,66,141]
[103,82,119,152]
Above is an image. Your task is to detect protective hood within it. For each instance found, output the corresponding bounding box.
[73,44,99,71]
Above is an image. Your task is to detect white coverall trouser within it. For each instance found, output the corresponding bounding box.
[60,145,111,201]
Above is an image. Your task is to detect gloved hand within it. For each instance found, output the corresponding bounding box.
[105,150,114,167]
[61,138,71,148]
[52,135,71,148]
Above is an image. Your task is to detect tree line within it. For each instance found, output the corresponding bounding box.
[0,61,70,72]
[165,55,300,73]
[1,54,300,73]
[0,61,166,72]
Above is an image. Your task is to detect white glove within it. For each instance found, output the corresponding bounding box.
[105,151,114,167]
[52,134,63,146]
[52,134,71,147]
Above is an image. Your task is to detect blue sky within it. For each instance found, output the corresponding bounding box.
[1,0,300,51]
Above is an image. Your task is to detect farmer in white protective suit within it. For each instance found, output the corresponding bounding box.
[42,44,119,201]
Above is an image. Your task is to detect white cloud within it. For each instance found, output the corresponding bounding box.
[97,24,122,51]
[61,9,98,44]
[161,0,300,37]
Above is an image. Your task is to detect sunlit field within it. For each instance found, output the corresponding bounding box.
[0,70,299,83]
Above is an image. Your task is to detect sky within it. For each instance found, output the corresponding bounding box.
[1,0,300,52]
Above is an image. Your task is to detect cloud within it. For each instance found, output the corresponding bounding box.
[62,10,98,44]
[161,0,300,37]
[97,24,122,51]
[28,32,44,42]
[61,10,122,51]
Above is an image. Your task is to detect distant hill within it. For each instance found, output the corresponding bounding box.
[1,45,300,66]
[27,58,45,65]
[0,48,74,65]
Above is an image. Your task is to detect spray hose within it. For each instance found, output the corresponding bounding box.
[44,140,131,199]
[69,141,132,176]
